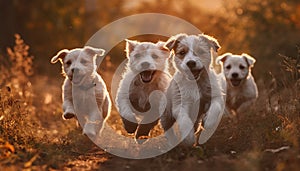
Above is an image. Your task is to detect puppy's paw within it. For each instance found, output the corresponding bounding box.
[82,123,97,138]
[62,112,76,120]
[135,136,149,144]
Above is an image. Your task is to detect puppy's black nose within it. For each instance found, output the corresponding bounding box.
[71,68,79,73]
[232,73,239,78]
[141,62,150,69]
[186,60,196,69]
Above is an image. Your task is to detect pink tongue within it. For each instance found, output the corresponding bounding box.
[141,71,153,82]
[72,75,82,84]
[231,80,241,86]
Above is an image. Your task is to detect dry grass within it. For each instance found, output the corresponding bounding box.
[0,35,299,170]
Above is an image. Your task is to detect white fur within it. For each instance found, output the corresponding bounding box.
[161,34,225,146]
[216,53,258,115]
[51,46,111,138]
[115,40,171,141]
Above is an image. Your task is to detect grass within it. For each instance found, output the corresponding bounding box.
[0,35,299,170]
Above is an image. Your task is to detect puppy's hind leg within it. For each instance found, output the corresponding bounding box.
[135,119,159,144]
[82,110,103,140]
[121,115,138,134]
[98,94,112,137]
[135,119,158,138]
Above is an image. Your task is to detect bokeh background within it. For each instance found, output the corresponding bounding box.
[0,0,299,170]
[1,0,299,77]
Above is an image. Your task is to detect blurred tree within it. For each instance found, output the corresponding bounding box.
[219,0,300,77]
[1,0,299,79]
[0,0,15,52]
[131,0,300,77]
[0,0,126,75]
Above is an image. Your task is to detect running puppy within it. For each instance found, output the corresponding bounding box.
[116,40,171,141]
[161,33,225,146]
[216,53,258,115]
[51,46,111,138]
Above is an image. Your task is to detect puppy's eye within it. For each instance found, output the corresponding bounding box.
[226,65,231,70]
[134,54,141,58]
[239,65,245,70]
[152,54,159,59]
[177,50,186,56]
[66,60,71,65]
[81,59,87,64]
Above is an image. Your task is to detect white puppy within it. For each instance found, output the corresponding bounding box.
[51,46,111,138]
[161,33,225,146]
[115,40,171,141]
[216,53,258,115]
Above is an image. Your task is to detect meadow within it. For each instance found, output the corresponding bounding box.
[0,0,300,170]
[0,33,299,171]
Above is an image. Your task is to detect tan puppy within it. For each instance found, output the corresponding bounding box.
[115,40,171,142]
[51,46,111,138]
[216,53,258,115]
[161,33,225,146]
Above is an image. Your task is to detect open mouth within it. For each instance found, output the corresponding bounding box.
[230,79,242,87]
[70,74,84,85]
[140,70,156,83]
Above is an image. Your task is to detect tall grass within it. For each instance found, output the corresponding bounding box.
[0,34,35,140]
[0,34,40,165]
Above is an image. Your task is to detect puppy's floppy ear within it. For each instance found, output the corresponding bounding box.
[199,34,221,52]
[242,53,256,67]
[164,38,177,51]
[215,53,232,65]
[51,49,69,64]
[156,41,169,52]
[125,39,139,58]
[164,33,187,51]
[84,46,105,57]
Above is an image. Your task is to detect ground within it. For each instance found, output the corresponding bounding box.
[0,72,299,171]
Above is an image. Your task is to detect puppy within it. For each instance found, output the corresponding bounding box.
[115,40,171,141]
[51,46,111,138]
[216,53,258,115]
[160,33,225,146]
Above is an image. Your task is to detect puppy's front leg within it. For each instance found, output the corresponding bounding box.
[236,98,256,114]
[161,107,178,146]
[116,96,138,134]
[198,96,224,144]
[135,92,165,139]
[62,79,75,119]
[175,105,195,145]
